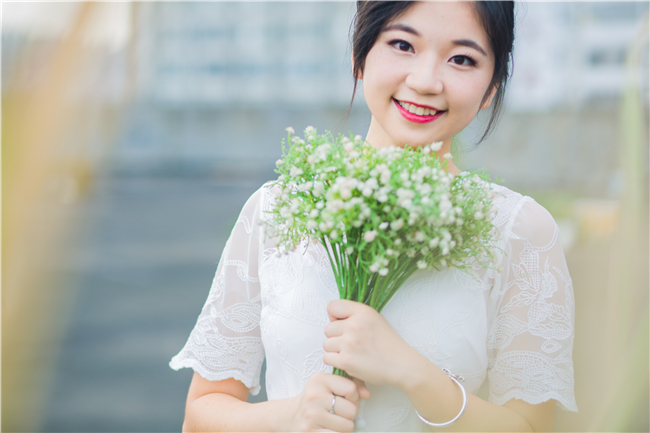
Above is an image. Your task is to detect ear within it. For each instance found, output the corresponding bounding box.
[480,84,498,110]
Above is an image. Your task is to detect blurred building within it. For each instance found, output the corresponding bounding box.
[508,1,649,111]
[134,2,355,107]
[2,1,648,190]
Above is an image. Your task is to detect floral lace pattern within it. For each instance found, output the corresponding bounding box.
[170,183,577,430]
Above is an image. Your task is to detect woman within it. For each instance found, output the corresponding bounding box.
[170,2,578,431]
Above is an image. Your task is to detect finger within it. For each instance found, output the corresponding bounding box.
[327,299,360,322]
[322,351,342,370]
[329,376,360,405]
[354,378,371,400]
[323,414,356,433]
[330,395,359,421]
[323,335,343,353]
[324,319,346,338]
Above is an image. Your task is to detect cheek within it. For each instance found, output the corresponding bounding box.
[449,77,490,114]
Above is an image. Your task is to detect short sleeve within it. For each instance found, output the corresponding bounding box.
[487,197,578,412]
[170,188,266,395]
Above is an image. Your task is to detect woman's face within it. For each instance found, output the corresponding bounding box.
[361,1,496,149]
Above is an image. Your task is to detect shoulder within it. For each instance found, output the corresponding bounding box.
[240,182,279,214]
[490,184,559,247]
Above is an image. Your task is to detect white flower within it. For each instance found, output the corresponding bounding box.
[390,219,404,231]
[429,237,439,248]
[307,220,317,230]
[305,125,316,135]
[313,181,325,197]
[443,152,452,159]
[430,141,443,151]
[369,263,380,273]
[330,230,339,240]
[474,211,484,220]
[275,159,284,166]
[386,249,395,256]
[290,166,303,177]
[414,231,425,242]
[395,238,402,245]
[346,247,354,254]
[378,222,388,230]
[417,260,427,270]
[285,126,295,135]
[364,231,378,242]
[378,268,389,277]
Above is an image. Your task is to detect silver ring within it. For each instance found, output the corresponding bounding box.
[329,395,337,414]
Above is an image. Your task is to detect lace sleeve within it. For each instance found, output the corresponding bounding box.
[169,187,265,395]
[487,197,578,412]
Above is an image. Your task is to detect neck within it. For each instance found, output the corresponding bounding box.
[364,119,460,175]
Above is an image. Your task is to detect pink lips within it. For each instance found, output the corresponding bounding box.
[393,99,444,124]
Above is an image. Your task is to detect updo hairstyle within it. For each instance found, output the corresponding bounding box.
[350,1,515,143]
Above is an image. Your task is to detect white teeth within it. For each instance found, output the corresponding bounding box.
[399,100,437,116]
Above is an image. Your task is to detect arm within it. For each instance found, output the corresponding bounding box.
[182,372,369,432]
[323,301,555,432]
[399,348,555,432]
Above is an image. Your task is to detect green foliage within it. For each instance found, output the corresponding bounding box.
[266,127,499,313]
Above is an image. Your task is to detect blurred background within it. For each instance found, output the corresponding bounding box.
[2,1,648,431]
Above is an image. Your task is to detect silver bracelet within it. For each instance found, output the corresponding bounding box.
[415,368,467,428]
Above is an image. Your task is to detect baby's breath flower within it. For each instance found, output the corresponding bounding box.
[443,152,452,159]
[285,126,295,135]
[390,219,405,231]
[268,128,497,314]
[364,231,378,242]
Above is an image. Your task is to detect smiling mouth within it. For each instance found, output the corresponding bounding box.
[393,99,445,123]
[394,99,443,116]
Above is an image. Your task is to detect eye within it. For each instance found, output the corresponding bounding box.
[450,55,476,67]
[389,39,414,53]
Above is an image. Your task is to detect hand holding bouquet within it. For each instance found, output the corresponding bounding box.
[266,127,499,376]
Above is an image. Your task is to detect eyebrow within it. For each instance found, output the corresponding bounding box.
[383,23,420,36]
[383,23,488,57]
[452,39,487,57]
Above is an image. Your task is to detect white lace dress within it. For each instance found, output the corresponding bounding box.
[170,183,578,431]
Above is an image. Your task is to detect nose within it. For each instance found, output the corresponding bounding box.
[405,54,444,95]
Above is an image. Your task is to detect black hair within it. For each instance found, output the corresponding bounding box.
[350,1,515,144]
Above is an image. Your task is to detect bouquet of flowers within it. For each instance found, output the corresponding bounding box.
[266,126,498,376]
